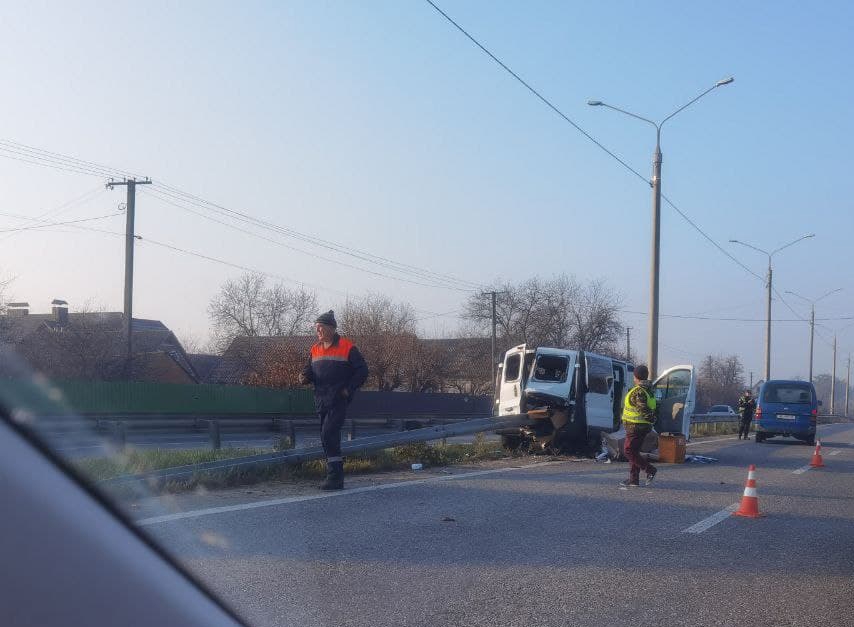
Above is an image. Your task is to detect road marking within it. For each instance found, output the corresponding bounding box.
[682,503,738,534]
[137,460,567,526]
[792,465,812,474]
[829,450,841,456]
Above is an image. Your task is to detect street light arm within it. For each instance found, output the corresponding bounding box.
[770,233,815,258]
[659,77,734,128]
[815,287,842,303]
[785,290,811,305]
[591,102,658,130]
[729,239,770,258]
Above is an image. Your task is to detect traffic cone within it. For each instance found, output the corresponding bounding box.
[733,464,763,518]
[810,440,825,468]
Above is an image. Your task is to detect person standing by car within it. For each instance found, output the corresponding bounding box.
[298,310,368,490]
[737,389,756,440]
[621,364,658,487]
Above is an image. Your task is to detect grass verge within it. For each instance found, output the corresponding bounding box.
[74,433,512,494]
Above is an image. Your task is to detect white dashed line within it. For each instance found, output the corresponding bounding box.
[792,465,813,475]
[682,503,739,534]
[829,450,841,456]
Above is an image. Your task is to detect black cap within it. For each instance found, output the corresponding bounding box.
[315,310,337,328]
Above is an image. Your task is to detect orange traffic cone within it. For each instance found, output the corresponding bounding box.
[733,464,763,518]
[810,440,825,468]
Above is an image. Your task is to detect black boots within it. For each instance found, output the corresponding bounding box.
[321,460,344,490]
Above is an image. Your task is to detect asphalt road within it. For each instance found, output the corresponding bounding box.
[138,424,854,627]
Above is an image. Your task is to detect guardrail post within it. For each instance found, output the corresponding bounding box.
[398,419,406,432]
[209,419,221,450]
[348,420,355,442]
[286,420,296,448]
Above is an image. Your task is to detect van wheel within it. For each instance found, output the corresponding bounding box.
[755,434,764,443]
[806,435,816,446]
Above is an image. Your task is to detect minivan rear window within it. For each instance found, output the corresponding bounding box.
[762,382,812,404]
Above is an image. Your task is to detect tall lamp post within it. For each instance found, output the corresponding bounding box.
[784,288,842,383]
[588,77,733,378]
[729,234,815,381]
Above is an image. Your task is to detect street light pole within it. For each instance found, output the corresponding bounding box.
[765,259,772,383]
[588,77,733,378]
[730,234,815,381]
[785,288,841,384]
[649,129,662,378]
[831,335,837,415]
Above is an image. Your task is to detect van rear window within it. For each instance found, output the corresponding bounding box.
[762,382,812,404]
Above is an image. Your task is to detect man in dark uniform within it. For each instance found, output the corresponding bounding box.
[298,311,368,490]
[621,364,658,487]
[737,389,756,440]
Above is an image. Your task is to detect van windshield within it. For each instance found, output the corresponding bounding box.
[762,382,812,404]
[531,354,569,382]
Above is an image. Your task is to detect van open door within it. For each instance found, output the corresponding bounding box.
[498,344,527,416]
[651,365,696,439]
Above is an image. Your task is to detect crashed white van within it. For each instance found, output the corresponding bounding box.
[493,344,697,453]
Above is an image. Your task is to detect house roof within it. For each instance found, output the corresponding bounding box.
[1,310,198,382]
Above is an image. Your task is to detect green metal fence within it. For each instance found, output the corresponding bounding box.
[0,379,314,416]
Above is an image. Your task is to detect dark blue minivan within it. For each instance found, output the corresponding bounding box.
[754,379,820,444]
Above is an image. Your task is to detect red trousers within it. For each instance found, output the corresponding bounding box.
[624,424,653,483]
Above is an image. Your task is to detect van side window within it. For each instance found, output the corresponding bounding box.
[586,355,613,395]
[505,354,521,381]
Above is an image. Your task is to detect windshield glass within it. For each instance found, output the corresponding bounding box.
[531,354,569,382]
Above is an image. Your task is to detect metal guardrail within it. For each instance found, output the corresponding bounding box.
[93,411,854,492]
[99,413,529,490]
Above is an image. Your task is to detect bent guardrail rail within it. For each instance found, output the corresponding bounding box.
[98,413,529,490]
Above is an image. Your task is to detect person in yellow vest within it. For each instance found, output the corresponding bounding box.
[621,364,658,487]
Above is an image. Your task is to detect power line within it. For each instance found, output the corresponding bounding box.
[0,213,122,233]
[136,235,351,298]
[423,0,648,186]
[423,1,765,288]
[619,308,854,322]
[0,137,486,292]
[660,194,763,282]
[140,187,476,292]
[150,183,485,291]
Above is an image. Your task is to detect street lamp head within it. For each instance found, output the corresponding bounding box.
[587,100,603,106]
[728,239,739,243]
[716,77,735,87]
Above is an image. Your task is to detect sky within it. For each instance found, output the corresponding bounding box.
[1,0,853,381]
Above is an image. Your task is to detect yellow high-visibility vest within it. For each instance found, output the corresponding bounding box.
[622,385,656,425]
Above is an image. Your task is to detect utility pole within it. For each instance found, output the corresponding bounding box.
[484,291,507,388]
[750,371,753,389]
[845,354,851,416]
[831,335,837,415]
[626,326,632,362]
[106,177,151,375]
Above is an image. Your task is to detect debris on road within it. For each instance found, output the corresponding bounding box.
[685,455,719,463]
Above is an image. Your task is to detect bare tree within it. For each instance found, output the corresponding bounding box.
[208,273,317,353]
[697,354,746,410]
[463,274,624,356]
[338,294,417,391]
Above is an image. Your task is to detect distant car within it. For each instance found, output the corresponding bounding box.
[706,404,737,416]
[754,380,819,445]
